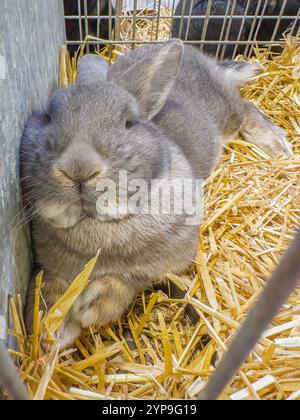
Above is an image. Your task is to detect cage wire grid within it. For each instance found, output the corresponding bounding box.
[64,0,300,59]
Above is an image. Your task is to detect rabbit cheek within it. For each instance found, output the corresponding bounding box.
[37,201,83,229]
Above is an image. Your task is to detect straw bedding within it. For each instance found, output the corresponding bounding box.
[7,8,300,400]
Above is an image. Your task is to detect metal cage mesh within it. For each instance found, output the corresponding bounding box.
[64,0,300,59]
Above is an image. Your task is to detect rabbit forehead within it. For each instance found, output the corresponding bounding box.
[48,81,139,134]
[68,81,138,119]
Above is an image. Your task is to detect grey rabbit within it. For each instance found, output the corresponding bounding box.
[21,40,292,348]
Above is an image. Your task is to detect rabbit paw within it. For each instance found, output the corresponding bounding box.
[57,320,82,350]
[55,278,137,349]
[71,278,132,328]
[242,123,293,158]
[40,319,82,351]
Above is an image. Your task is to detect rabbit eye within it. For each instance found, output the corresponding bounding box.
[125,119,138,130]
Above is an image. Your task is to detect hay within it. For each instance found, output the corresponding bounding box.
[60,6,172,85]
[7,8,300,400]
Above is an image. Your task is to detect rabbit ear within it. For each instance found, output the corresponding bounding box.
[124,39,184,120]
[47,88,71,122]
[220,61,263,88]
[76,54,109,85]
[138,39,183,120]
[21,112,51,159]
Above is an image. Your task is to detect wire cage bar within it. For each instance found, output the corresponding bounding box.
[64,0,300,59]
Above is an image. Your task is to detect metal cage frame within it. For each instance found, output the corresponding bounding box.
[64,0,300,59]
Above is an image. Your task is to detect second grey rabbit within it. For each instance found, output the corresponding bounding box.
[21,40,291,348]
[64,0,115,57]
[172,1,300,58]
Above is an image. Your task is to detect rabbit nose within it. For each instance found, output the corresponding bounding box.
[76,170,103,192]
[55,143,105,188]
[54,166,103,187]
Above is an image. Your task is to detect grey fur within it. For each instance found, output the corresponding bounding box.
[21,40,291,347]
[77,54,109,84]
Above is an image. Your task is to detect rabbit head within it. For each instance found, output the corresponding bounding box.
[20,40,184,229]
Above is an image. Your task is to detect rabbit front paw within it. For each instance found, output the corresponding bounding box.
[57,277,137,349]
[57,319,82,350]
[71,279,128,328]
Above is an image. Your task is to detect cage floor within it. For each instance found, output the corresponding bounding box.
[8,10,300,400]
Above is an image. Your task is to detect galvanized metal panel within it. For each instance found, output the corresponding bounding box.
[0,0,66,338]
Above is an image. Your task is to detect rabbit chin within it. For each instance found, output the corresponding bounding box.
[37,200,130,228]
[37,200,84,229]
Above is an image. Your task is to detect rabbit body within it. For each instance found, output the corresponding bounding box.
[21,41,291,347]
